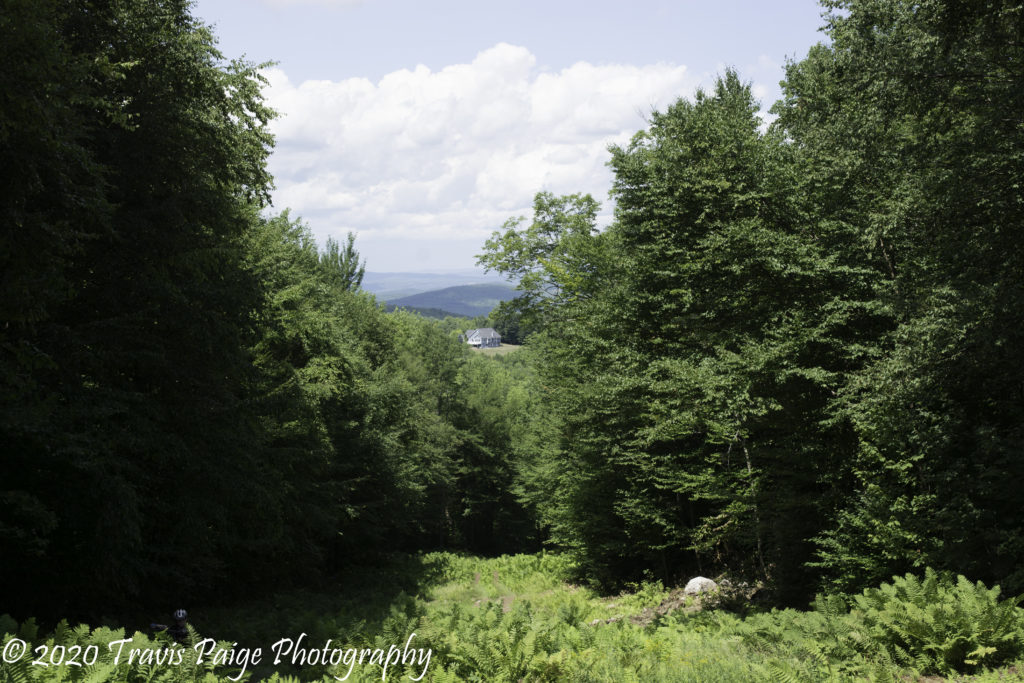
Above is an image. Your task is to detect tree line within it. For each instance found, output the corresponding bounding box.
[481,0,1024,604]
[1,0,535,621]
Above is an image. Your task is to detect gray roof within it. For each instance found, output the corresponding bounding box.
[466,327,501,339]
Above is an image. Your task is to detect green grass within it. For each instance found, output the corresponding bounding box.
[4,553,1024,682]
[473,343,521,356]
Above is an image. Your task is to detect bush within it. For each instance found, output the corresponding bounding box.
[729,568,1024,678]
[849,567,1024,675]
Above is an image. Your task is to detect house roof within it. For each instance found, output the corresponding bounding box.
[466,327,501,339]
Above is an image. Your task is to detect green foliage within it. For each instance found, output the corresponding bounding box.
[318,233,366,291]
[480,0,1024,609]
[0,0,541,621]
[850,569,1024,674]
[8,558,1024,682]
[485,299,533,345]
[733,569,1024,678]
[1,0,281,615]
[484,71,866,599]
[774,0,1024,594]
[381,304,464,319]
[477,191,609,331]
[0,618,252,683]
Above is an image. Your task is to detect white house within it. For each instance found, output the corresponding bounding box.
[462,328,501,348]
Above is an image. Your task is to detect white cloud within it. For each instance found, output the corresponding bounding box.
[262,43,699,266]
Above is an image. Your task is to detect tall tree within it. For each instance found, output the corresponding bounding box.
[478,192,608,331]
[603,71,869,597]
[320,232,366,291]
[777,0,1024,594]
[1,0,280,617]
[486,73,875,600]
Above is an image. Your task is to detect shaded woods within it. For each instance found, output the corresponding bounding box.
[1,0,535,620]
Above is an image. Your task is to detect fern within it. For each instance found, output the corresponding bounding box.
[0,618,255,683]
[851,568,1024,675]
[763,659,803,683]
[2,651,33,683]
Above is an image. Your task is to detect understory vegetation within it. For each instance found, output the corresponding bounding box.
[4,554,1024,682]
[3,0,1024,680]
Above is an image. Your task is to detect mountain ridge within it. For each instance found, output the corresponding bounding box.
[386,283,518,318]
[361,270,513,300]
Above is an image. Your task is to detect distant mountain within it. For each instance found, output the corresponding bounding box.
[387,284,518,318]
[381,304,463,320]
[362,270,514,301]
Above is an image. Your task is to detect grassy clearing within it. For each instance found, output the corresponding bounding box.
[4,553,1024,682]
[473,343,521,356]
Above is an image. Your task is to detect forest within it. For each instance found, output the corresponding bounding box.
[3,0,1024,680]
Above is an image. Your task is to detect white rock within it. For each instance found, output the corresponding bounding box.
[683,576,718,595]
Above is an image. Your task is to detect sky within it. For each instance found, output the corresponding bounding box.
[192,0,830,272]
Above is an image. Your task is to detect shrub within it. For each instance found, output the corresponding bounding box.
[849,567,1024,675]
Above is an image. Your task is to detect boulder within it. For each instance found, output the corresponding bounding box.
[683,576,718,596]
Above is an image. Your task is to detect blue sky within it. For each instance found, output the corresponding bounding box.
[193,0,830,272]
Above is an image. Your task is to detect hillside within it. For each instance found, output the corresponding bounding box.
[387,283,517,317]
[381,303,463,319]
[362,271,513,301]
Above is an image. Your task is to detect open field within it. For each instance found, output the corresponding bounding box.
[473,343,521,356]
